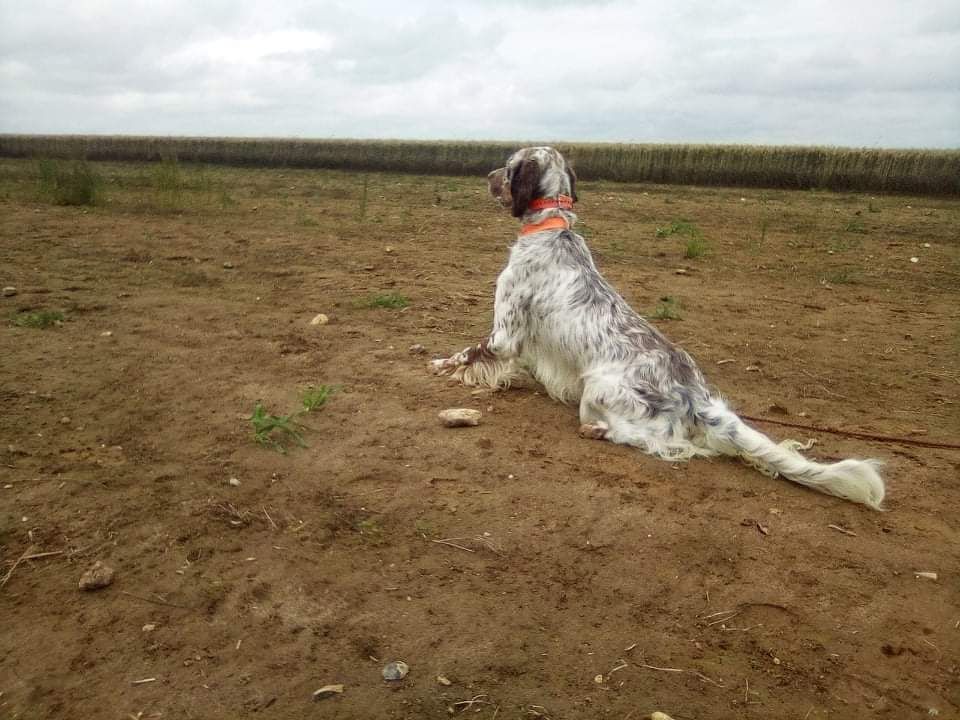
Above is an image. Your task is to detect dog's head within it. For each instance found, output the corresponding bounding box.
[488,146,578,218]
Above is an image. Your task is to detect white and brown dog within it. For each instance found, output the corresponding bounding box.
[431,146,885,510]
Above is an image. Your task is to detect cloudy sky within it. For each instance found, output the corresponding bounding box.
[1,0,958,148]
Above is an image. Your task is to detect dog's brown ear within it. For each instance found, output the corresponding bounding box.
[566,164,578,203]
[510,158,541,217]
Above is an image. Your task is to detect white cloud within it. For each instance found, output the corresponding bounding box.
[0,0,956,147]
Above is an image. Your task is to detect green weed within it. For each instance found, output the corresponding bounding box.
[301,385,337,411]
[36,158,100,206]
[250,402,307,452]
[684,235,709,259]
[651,296,682,320]
[153,155,183,210]
[822,268,857,285]
[844,218,867,233]
[12,310,65,328]
[365,293,409,309]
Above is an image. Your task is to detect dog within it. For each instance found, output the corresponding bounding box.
[430,146,885,510]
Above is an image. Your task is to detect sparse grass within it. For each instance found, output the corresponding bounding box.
[822,268,857,285]
[153,155,183,210]
[651,296,682,320]
[36,158,100,206]
[829,235,861,252]
[655,219,699,238]
[249,402,307,453]
[365,293,409,309]
[656,219,710,259]
[301,385,337,411]
[356,517,383,540]
[219,189,237,208]
[358,174,369,221]
[297,209,319,227]
[844,218,867,233]
[12,309,65,328]
[684,235,710,259]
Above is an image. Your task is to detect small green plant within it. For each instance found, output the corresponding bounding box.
[301,385,337,411]
[684,235,709,259]
[358,174,369,221]
[867,201,881,213]
[365,293,409,309]
[822,268,857,285]
[36,158,100,206]
[250,402,307,452]
[297,209,319,227]
[219,189,237,208]
[153,155,183,210]
[656,219,709,258]
[844,218,867,233]
[12,310,65,328]
[356,517,383,540]
[829,235,861,252]
[651,296,682,320]
[655,219,699,238]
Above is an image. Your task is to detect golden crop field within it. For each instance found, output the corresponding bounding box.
[1,134,957,195]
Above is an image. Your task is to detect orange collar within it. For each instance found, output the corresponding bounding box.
[528,194,574,211]
[520,216,570,236]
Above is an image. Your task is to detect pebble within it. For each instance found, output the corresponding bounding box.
[382,661,409,681]
[142,623,157,632]
[78,561,115,591]
[673,268,688,275]
[228,477,241,487]
[909,257,919,263]
[310,313,329,326]
[915,571,938,581]
[312,684,344,700]
[59,416,71,425]
[408,344,426,354]
[223,261,234,269]
[100,331,113,337]
[436,675,452,686]
[438,408,481,428]
[650,714,676,720]
[2,286,16,297]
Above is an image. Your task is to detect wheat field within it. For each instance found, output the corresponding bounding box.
[1,134,956,194]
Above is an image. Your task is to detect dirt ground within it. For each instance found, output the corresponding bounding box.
[1,159,958,720]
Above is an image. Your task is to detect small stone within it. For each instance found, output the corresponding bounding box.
[674,268,688,275]
[408,344,426,354]
[142,623,157,632]
[100,331,113,337]
[650,714,676,720]
[382,661,409,681]
[312,684,344,700]
[436,675,452,686]
[773,657,781,665]
[59,416,71,425]
[745,365,760,372]
[384,245,394,253]
[223,261,234,269]
[438,408,481,428]
[909,257,919,263]
[79,561,115,591]
[309,313,329,326]
[594,674,604,684]
[2,286,16,297]
[228,477,241,487]
[915,571,938,581]
[923,243,931,248]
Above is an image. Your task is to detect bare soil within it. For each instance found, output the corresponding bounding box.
[1,160,958,720]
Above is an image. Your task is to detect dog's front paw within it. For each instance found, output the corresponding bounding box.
[430,357,460,376]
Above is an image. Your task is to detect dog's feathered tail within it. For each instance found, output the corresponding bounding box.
[695,397,885,510]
